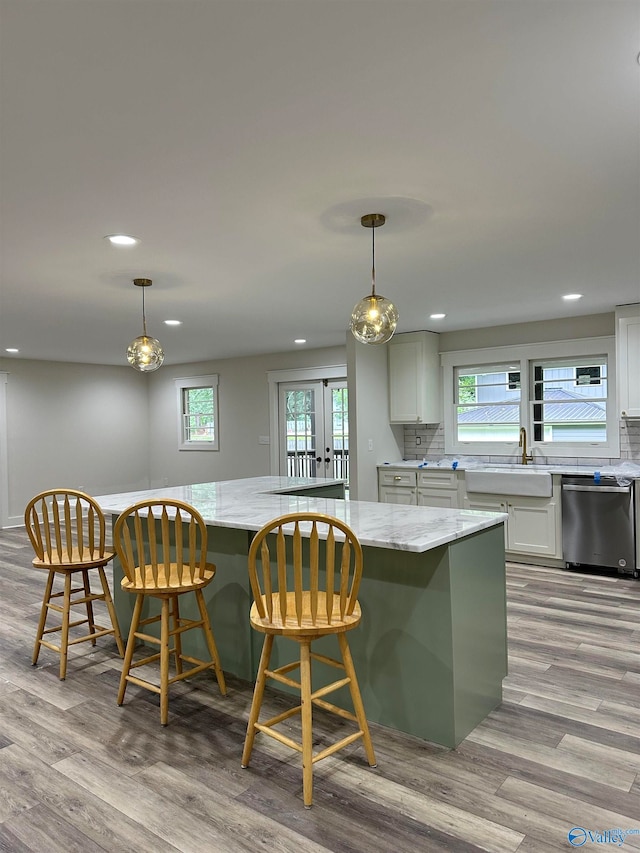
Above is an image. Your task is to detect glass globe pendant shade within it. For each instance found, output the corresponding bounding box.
[350,293,399,345]
[126,278,165,372]
[127,334,165,372]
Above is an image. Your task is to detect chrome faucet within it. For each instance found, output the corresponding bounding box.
[519,427,532,465]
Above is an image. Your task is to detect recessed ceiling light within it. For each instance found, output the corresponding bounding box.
[5,348,19,353]
[105,234,139,246]
[164,320,182,326]
[294,339,306,344]
[562,293,583,301]
[430,313,446,319]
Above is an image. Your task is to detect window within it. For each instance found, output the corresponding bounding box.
[531,357,607,444]
[175,375,219,451]
[442,337,619,459]
[455,364,521,443]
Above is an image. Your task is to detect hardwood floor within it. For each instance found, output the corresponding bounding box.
[2,525,640,852]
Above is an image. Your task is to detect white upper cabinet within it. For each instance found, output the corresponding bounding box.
[616,304,640,418]
[388,331,442,424]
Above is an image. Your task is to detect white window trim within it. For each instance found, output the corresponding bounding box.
[175,374,219,451]
[442,337,619,460]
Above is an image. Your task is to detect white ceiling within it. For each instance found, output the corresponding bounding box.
[1,0,639,367]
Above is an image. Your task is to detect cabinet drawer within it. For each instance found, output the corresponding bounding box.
[378,469,417,488]
[417,470,457,489]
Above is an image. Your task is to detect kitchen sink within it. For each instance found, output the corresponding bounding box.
[465,467,553,497]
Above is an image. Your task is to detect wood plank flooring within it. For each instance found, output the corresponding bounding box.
[2,525,640,851]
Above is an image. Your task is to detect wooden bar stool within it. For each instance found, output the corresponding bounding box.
[24,489,125,680]
[241,512,376,807]
[113,499,226,726]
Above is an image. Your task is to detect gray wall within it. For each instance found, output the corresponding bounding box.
[346,332,404,502]
[0,359,150,524]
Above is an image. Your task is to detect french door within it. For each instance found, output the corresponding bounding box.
[278,379,348,481]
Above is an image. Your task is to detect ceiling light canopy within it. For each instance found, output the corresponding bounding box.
[350,213,398,345]
[126,278,165,372]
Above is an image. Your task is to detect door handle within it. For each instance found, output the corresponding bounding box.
[324,457,331,463]
[316,456,322,463]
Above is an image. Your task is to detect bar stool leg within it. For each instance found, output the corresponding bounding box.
[33,571,55,666]
[338,633,377,767]
[118,593,144,707]
[241,633,274,768]
[97,566,125,657]
[160,598,170,726]
[300,640,314,808]
[81,569,97,645]
[195,589,226,695]
[170,595,183,675]
[59,573,72,680]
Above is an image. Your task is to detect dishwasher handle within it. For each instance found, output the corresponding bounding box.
[562,483,631,494]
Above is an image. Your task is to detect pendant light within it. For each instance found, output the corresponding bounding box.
[126,278,165,372]
[350,213,399,345]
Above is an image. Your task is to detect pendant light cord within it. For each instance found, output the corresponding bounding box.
[141,286,148,336]
[371,224,376,297]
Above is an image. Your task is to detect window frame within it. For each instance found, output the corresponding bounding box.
[175,374,219,451]
[442,337,619,460]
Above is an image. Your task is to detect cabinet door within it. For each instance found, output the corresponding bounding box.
[618,313,640,418]
[507,498,559,557]
[388,331,441,424]
[389,338,424,423]
[463,495,508,546]
[379,485,417,505]
[418,488,458,508]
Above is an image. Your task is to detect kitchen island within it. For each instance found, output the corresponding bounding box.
[94,476,508,748]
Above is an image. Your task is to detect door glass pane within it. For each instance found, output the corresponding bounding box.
[330,386,349,482]
[284,389,317,477]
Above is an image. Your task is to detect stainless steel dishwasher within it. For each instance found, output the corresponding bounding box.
[562,474,637,577]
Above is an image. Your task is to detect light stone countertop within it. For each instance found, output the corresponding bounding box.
[93,475,506,554]
[378,460,640,478]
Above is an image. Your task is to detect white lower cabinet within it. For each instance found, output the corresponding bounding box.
[417,470,460,508]
[506,497,559,557]
[417,488,458,508]
[378,485,417,505]
[379,467,460,508]
[463,488,562,559]
[462,495,509,547]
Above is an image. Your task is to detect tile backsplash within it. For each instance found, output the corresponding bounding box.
[403,420,640,466]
